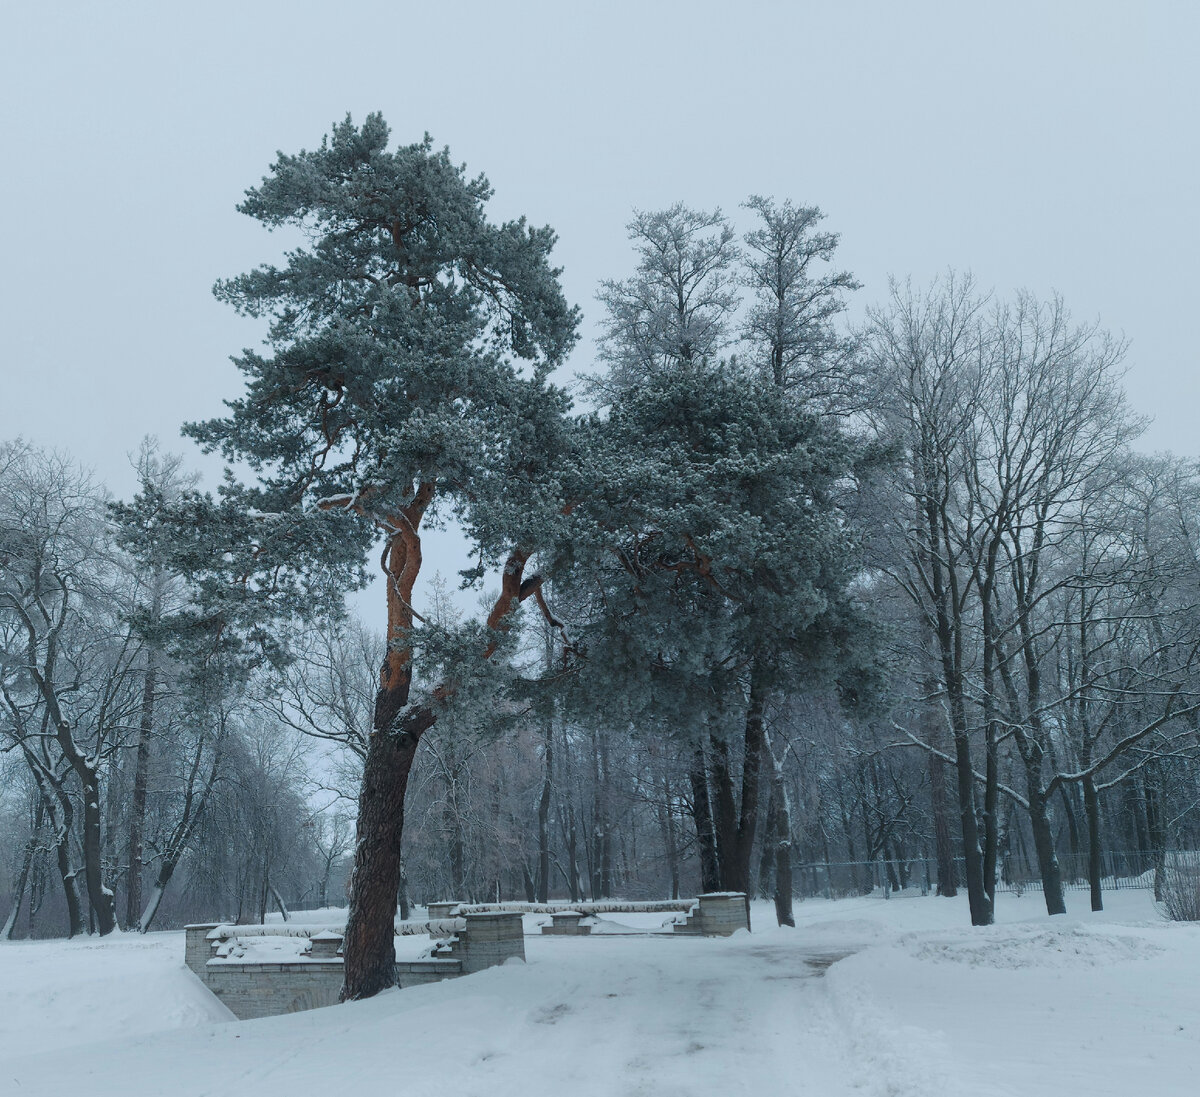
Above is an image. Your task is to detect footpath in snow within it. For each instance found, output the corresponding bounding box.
[2,891,1198,1097]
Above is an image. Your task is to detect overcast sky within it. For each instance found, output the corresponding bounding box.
[2,0,1196,620]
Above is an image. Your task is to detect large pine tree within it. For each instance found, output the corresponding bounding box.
[569,203,877,918]
[188,114,578,999]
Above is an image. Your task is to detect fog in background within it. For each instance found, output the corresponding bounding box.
[3,0,1195,624]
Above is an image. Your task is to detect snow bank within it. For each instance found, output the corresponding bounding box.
[812,891,1200,1097]
[0,931,232,1060]
[905,921,1163,968]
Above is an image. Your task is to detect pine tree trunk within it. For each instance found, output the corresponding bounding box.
[589,727,603,901]
[660,772,680,900]
[773,822,794,928]
[341,502,434,1001]
[340,705,430,1001]
[729,667,768,897]
[758,787,777,899]
[536,719,553,903]
[126,657,157,930]
[763,728,794,927]
[565,805,581,903]
[445,786,466,899]
[688,744,721,892]
[710,734,738,885]
[595,728,613,898]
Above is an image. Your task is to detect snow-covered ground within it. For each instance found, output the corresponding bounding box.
[2,891,1197,1096]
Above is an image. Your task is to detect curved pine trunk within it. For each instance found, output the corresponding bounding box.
[340,497,538,1000]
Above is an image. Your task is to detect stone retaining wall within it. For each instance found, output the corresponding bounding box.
[184,895,746,1021]
[202,959,347,1019]
[184,913,522,1021]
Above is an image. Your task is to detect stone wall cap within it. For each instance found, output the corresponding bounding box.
[310,930,344,941]
[697,891,747,899]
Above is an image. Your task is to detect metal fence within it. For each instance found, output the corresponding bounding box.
[790,850,1200,900]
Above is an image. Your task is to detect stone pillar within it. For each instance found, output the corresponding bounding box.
[455,911,525,973]
[426,901,461,920]
[695,892,749,935]
[184,923,222,977]
[309,930,344,959]
[542,910,590,935]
